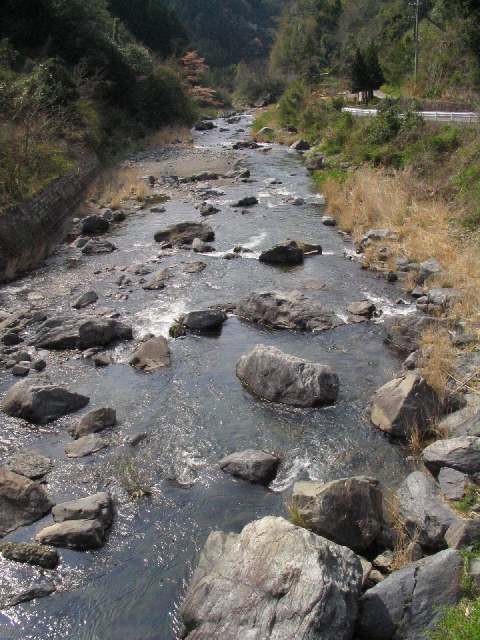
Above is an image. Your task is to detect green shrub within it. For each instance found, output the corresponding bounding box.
[429,126,461,154]
[278,79,308,128]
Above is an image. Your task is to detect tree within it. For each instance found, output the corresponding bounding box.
[350,43,384,102]
[109,0,187,57]
[350,48,368,101]
[364,42,385,99]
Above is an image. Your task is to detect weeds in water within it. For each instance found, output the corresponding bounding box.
[110,452,152,500]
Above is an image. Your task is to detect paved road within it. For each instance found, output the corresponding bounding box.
[342,106,479,123]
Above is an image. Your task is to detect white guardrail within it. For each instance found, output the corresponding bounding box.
[342,107,479,123]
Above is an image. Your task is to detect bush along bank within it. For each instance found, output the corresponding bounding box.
[0,1,198,214]
[250,94,480,638]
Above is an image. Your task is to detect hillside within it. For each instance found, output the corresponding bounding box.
[271,0,480,101]
[166,0,286,66]
[0,0,195,209]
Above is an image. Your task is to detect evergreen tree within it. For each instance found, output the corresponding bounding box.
[350,48,368,101]
[364,42,384,100]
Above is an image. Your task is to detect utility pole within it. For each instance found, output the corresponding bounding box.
[413,0,420,90]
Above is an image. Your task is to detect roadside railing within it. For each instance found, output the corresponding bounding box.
[342,107,480,123]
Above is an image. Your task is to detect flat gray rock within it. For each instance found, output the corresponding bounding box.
[31,315,132,351]
[423,436,480,474]
[236,290,341,332]
[129,336,170,372]
[219,450,279,485]
[395,471,460,550]
[65,434,108,458]
[142,268,171,290]
[181,310,227,334]
[236,345,339,407]
[6,450,52,479]
[52,492,113,529]
[8,581,56,606]
[438,467,467,500]
[35,519,106,550]
[154,221,214,246]
[72,407,116,439]
[72,291,98,309]
[358,549,463,639]
[181,516,362,640]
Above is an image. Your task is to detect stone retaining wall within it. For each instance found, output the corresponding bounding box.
[0,155,99,283]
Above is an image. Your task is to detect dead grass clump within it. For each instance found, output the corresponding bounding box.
[418,327,457,399]
[407,423,426,461]
[92,167,150,209]
[384,490,421,571]
[146,125,193,148]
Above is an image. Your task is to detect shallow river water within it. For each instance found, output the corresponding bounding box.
[0,114,413,639]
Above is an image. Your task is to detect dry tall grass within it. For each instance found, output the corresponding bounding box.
[323,166,480,329]
[92,167,150,209]
[146,125,193,147]
[384,490,421,571]
[418,327,457,398]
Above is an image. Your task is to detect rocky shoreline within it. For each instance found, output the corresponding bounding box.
[0,113,477,638]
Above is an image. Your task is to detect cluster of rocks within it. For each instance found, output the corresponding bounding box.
[35,493,113,550]
[180,471,470,639]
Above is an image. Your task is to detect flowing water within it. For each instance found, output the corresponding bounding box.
[0,114,413,640]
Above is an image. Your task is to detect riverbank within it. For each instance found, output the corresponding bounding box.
[0,112,478,639]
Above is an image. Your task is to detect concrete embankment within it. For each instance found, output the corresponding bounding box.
[0,155,98,283]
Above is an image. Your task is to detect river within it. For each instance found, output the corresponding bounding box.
[0,112,412,639]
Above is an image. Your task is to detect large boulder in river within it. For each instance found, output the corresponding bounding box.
[370,372,440,438]
[358,548,463,640]
[181,516,362,640]
[219,450,280,485]
[422,436,480,475]
[31,315,132,351]
[1,380,89,424]
[129,336,170,372]
[259,241,304,266]
[0,469,52,536]
[236,345,339,407]
[181,310,227,334]
[395,471,461,550]
[154,222,214,246]
[236,290,341,332]
[291,476,384,553]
